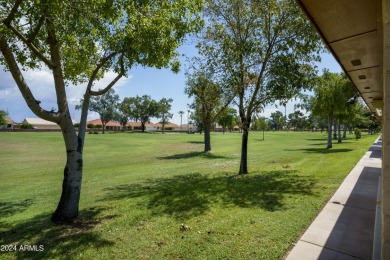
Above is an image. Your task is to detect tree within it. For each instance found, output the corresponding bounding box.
[115,97,134,131]
[185,65,232,152]
[0,0,202,222]
[251,116,269,140]
[128,95,159,132]
[217,107,236,133]
[288,110,306,131]
[178,111,185,131]
[191,111,204,134]
[0,110,7,127]
[199,0,321,174]
[270,111,286,131]
[76,88,119,134]
[157,98,173,133]
[310,71,355,148]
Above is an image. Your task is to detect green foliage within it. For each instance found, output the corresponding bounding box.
[269,111,285,131]
[0,110,7,126]
[87,124,95,129]
[354,128,362,140]
[0,0,204,83]
[288,110,307,131]
[125,95,159,132]
[197,0,323,172]
[20,123,33,129]
[350,100,372,129]
[115,98,133,130]
[310,71,355,118]
[73,123,80,128]
[251,116,270,131]
[76,88,120,129]
[217,108,237,132]
[185,63,230,127]
[309,71,356,148]
[157,98,173,131]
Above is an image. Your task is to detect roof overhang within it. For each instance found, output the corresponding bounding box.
[296,0,383,123]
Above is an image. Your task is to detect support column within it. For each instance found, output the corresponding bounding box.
[382,0,390,258]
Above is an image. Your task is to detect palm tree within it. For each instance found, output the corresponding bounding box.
[178,111,184,132]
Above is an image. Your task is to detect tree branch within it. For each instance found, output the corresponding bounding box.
[28,9,47,41]
[0,34,59,123]
[90,72,124,96]
[5,23,54,68]
[46,24,68,113]
[2,0,23,25]
[86,50,123,92]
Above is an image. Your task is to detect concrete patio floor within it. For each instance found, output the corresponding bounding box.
[286,136,382,260]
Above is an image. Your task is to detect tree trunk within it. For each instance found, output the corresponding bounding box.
[204,123,211,152]
[239,126,249,174]
[333,122,337,139]
[262,129,265,140]
[162,114,165,134]
[337,119,342,143]
[52,122,83,223]
[141,122,145,132]
[52,150,82,223]
[102,123,106,134]
[343,124,347,138]
[327,112,333,149]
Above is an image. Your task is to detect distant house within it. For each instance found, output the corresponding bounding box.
[85,119,181,131]
[127,122,158,131]
[0,117,16,130]
[86,119,122,131]
[214,123,241,132]
[153,122,180,131]
[23,118,60,130]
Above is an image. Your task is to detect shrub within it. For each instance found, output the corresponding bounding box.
[87,124,95,129]
[74,123,80,128]
[354,128,362,140]
[93,131,99,134]
[95,125,102,129]
[21,123,33,129]
[88,131,93,134]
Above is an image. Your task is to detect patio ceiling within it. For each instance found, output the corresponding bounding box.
[296,0,383,122]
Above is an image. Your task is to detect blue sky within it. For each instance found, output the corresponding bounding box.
[0,42,342,124]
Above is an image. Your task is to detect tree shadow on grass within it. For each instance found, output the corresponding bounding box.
[0,199,33,219]
[187,141,204,144]
[285,148,353,154]
[0,207,115,260]
[158,151,228,160]
[101,170,317,220]
[306,138,327,141]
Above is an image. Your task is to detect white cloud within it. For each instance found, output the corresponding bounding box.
[0,64,132,122]
[0,88,13,97]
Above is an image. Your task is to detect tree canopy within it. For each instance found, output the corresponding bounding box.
[269,111,285,131]
[310,71,356,148]
[157,98,173,133]
[185,63,232,151]
[0,0,203,222]
[127,95,159,132]
[0,110,8,126]
[76,88,120,134]
[198,0,322,174]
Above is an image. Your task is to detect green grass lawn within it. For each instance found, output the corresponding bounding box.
[0,131,379,259]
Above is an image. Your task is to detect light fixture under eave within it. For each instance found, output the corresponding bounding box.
[359,75,367,80]
[372,99,383,117]
[351,59,361,66]
[364,86,371,90]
